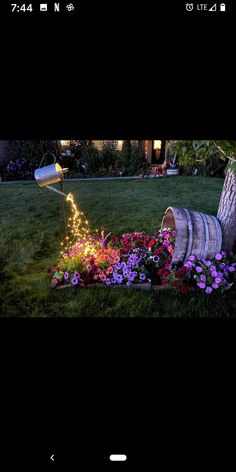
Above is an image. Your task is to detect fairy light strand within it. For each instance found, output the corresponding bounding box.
[60,192,96,257]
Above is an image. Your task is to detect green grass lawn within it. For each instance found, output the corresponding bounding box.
[1,176,235,317]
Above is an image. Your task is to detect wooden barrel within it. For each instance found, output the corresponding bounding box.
[161,207,222,265]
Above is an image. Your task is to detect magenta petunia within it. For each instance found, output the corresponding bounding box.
[189,255,195,261]
[196,266,203,273]
[215,253,223,260]
[197,282,206,289]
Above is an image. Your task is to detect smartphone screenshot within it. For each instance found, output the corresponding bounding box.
[0,0,235,469]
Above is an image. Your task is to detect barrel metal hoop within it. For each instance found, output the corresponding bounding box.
[182,208,193,261]
[210,215,223,254]
[199,212,209,259]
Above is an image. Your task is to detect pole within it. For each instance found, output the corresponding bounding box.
[59,181,69,253]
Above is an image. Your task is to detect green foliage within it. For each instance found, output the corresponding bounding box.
[99,141,119,176]
[80,142,101,176]
[171,140,236,176]
[119,143,149,176]
[119,140,132,168]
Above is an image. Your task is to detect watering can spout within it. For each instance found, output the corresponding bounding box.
[46,185,68,198]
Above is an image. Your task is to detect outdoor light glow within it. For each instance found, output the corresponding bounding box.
[60,140,70,147]
[117,140,123,150]
[153,140,162,150]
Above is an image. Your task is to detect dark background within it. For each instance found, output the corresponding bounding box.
[0,1,235,469]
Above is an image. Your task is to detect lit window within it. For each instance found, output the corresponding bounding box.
[153,140,162,150]
[60,140,70,147]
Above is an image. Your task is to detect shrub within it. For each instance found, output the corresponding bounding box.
[2,140,60,181]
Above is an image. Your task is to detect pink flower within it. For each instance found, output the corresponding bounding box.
[99,273,106,281]
[189,255,195,261]
[106,266,113,274]
[114,256,120,263]
[164,232,171,239]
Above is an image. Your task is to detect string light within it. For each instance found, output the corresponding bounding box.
[60,192,100,258]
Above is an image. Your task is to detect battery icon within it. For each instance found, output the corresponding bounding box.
[220,3,226,11]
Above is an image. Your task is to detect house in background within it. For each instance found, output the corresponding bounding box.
[0,140,168,169]
[89,140,167,165]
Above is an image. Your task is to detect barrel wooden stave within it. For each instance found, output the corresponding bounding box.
[161,207,222,265]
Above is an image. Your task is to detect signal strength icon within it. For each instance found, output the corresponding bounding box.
[209,3,217,10]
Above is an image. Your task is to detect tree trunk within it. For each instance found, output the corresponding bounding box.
[217,166,236,252]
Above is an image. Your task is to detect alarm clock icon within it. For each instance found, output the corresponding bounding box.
[220,3,226,11]
[40,4,48,11]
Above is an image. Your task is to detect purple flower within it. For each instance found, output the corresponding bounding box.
[212,283,219,289]
[152,256,159,263]
[162,240,170,248]
[189,255,195,261]
[197,282,206,289]
[228,266,235,272]
[116,275,123,284]
[105,279,111,285]
[215,277,222,284]
[126,281,132,286]
[111,278,115,284]
[71,278,79,285]
[205,287,213,294]
[205,261,212,267]
[184,262,193,269]
[140,273,146,281]
[211,271,218,278]
[64,272,69,280]
[74,272,80,279]
[121,262,127,269]
[215,253,223,260]
[196,266,203,273]
[200,274,206,282]
[219,263,225,270]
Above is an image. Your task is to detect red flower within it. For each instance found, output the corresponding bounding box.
[162,280,168,286]
[149,240,155,247]
[156,247,164,255]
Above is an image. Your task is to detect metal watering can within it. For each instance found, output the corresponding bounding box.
[34,152,69,197]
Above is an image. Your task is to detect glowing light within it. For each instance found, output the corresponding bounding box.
[60,140,70,147]
[60,192,98,257]
[153,140,162,150]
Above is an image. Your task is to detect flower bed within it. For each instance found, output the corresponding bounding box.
[48,228,236,295]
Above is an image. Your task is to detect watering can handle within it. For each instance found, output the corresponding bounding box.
[38,152,57,169]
